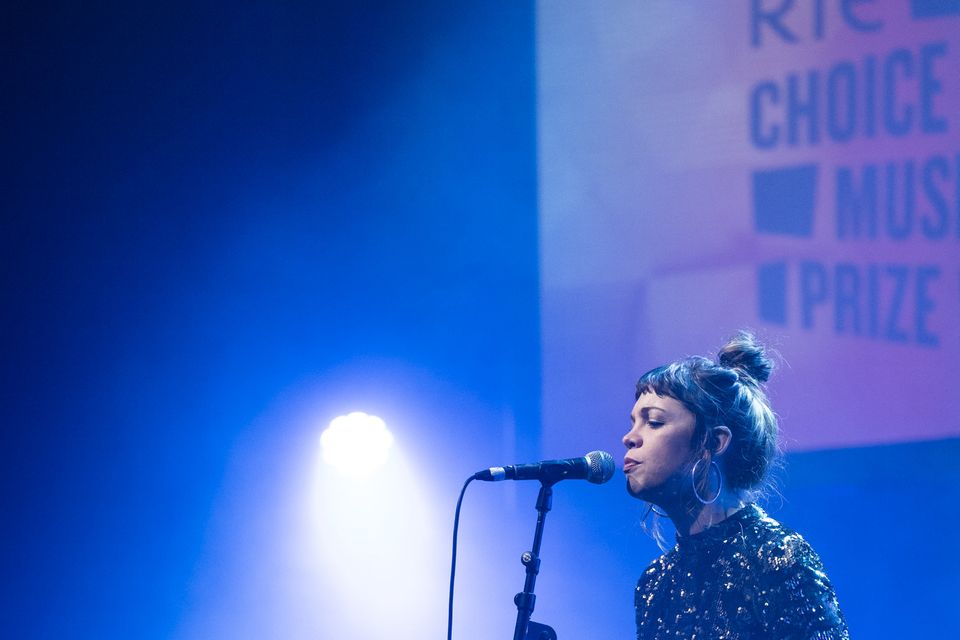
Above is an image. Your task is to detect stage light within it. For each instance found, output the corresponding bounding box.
[308,408,446,638]
[320,411,394,477]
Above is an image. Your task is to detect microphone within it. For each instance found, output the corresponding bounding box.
[473,450,615,485]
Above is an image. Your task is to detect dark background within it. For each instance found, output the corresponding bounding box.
[2,2,539,636]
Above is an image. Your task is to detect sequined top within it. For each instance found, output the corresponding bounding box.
[635,504,848,639]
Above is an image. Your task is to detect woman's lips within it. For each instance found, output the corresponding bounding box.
[623,459,640,473]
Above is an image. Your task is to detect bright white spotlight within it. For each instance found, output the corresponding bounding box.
[320,411,394,478]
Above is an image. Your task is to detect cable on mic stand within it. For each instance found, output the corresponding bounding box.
[446,475,558,640]
[447,475,474,640]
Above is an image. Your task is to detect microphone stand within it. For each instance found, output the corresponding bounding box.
[511,480,558,640]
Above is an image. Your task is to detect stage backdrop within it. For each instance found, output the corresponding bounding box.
[538,1,960,456]
[533,2,960,639]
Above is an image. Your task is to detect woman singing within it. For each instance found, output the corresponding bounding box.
[623,331,848,639]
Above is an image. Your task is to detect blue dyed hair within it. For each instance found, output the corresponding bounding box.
[636,331,780,492]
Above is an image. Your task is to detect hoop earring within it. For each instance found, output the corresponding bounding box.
[691,458,723,505]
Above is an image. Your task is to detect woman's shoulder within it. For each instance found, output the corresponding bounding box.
[743,505,827,574]
[744,507,848,635]
[634,505,827,585]
[635,545,679,588]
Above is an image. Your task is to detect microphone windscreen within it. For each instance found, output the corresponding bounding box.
[585,450,616,484]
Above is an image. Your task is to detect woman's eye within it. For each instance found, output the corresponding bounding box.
[648,420,664,428]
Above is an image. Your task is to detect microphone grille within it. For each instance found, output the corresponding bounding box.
[585,450,615,484]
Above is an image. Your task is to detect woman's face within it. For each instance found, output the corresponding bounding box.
[622,391,698,506]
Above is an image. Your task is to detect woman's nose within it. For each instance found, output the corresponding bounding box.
[623,428,639,449]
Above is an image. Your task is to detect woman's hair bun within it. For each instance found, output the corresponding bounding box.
[717,330,774,383]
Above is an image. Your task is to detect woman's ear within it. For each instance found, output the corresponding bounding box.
[711,425,733,456]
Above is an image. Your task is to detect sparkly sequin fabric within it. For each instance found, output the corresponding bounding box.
[635,504,848,639]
